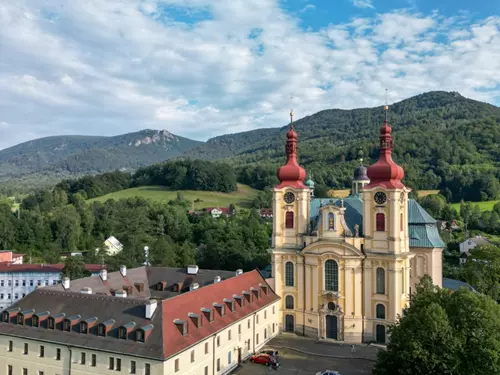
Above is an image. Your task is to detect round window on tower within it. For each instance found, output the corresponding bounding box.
[284,192,296,204]
[374,192,387,205]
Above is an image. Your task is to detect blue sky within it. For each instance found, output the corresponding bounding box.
[0,0,499,149]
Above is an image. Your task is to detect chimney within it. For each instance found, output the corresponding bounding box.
[189,283,199,291]
[100,269,107,281]
[235,269,243,276]
[115,290,127,298]
[120,265,127,277]
[80,287,92,295]
[214,276,221,283]
[187,265,199,275]
[62,277,70,290]
[145,299,158,319]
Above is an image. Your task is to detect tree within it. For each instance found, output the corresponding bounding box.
[61,256,91,280]
[373,276,500,375]
[464,245,500,301]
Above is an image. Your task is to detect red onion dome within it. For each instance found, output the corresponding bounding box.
[366,121,405,189]
[276,125,307,189]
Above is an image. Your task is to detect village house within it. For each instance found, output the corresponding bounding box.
[103,236,124,256]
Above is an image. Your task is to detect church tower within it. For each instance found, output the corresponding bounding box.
[272,110,310,249]
[362,104,412,333]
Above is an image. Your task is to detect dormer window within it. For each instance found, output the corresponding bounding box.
[224,299,235,312]
[189,313,202,328]
[48,317,55,329]
[243,291,252,303]
[214,303,225,317]
[136,330,144,342]
[97,319,115,337]
[201,308,213,322]
[32,315,39,327]
[136,324,154,343]
[118,322,136,340]
[174,319,188,336]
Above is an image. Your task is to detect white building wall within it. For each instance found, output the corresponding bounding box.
[0,271,62,311]
[169,301,280,375]
[0,301,280,375]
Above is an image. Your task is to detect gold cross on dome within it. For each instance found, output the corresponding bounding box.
[290,108,294,123]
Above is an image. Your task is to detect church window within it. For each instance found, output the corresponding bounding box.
[285,295,294,309]
[324,260,339,292]
[376,213,385,231]
[285,211,294,229]
[328,213,335,230]
[285,262,294,287]
[376,268,385,294]
[400,213,403,232]
[376,304,386,319]
[327,302,336,311]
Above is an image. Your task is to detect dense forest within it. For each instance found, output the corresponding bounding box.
[187,91,500,202]
[0,192,271,273]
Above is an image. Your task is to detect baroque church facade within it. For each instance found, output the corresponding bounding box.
[270,110,444,344]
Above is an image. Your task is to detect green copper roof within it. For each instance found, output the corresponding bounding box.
[305,178,315,188]
[309,197,444,248]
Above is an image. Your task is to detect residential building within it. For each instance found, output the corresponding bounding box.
[0,251,24,265]
[459,236,492,254]
[103,236,123,256]
[0,264,102,311]
[270,109,444,344]
[259,209,273,219]
[0,269,280,375]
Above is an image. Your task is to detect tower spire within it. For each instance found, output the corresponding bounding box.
[365,92,405,189]
[276,109,306,189]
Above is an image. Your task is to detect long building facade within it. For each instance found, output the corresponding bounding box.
[271,110,444,344]
[0,267,280,375]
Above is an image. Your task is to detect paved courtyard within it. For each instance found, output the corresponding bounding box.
[235,335,379,375]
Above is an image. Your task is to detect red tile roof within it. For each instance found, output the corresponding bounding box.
[161,269,279,358]
[0,263,103,273]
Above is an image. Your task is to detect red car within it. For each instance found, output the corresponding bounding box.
[249,353,278,367]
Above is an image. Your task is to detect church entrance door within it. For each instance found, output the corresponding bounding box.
[376,324,386,343]
[325,315,337,339]
[285,315,294,332]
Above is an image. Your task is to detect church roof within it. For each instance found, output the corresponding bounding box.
[309,197,444,248]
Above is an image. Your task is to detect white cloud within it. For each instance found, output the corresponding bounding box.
[351,0,375,9]
[0,1,499,149]
[300,4,316,13]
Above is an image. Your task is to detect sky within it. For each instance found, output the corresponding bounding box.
[0,0,499,149]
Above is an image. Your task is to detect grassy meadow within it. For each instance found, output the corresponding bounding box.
[87,183,259,209]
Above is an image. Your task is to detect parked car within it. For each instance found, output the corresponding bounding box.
[250,353,279,367]
[316,371,341,375]
[260,349,279,358]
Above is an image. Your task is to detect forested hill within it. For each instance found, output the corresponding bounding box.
[0,129,202,192]
[185,91,500,198]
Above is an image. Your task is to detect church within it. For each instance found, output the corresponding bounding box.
[270,108,444,344]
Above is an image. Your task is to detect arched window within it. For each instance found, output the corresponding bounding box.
[324,260,339,292]
[328,213,335,230]
[376,268,385,294]
[285,211,294,229]
[285,262,294,286]
[376,213,385,231]
[400,213,404,232]
[285,295,294,309]
[376,304,386,319]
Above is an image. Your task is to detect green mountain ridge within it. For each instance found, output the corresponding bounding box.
[184,91,500,193]
[1,91,499,195]
[0,129,202,192]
